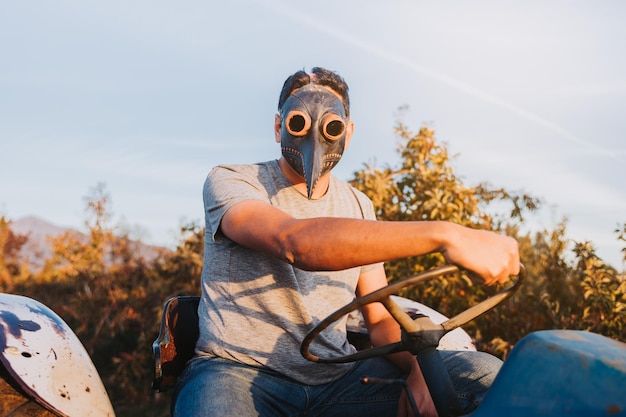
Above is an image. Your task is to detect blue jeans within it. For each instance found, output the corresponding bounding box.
[172,351,501,417]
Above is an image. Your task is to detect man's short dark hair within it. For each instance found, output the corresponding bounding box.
[278,67,350,117]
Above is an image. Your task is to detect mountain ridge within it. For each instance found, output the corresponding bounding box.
[10,215,168,267]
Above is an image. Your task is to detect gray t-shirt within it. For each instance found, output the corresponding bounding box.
[196,160,382,384]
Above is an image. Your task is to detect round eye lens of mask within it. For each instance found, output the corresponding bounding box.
[285,111,311,137]
[321,114,346,141]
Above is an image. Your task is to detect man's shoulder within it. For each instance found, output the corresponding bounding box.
[211,160,275,174]
[208,161,277,182]
[328,176,375,220]
[330,176,370,201]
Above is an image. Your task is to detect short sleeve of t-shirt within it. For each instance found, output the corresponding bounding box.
[203,163,271,241]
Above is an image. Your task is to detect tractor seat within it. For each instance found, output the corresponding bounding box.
[152,296,200,392]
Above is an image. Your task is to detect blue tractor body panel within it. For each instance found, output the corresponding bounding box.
[473,330,626,416]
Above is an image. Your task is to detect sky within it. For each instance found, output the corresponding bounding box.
[1,0,625,270]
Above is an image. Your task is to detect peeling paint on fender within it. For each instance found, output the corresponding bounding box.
[0,293,115,417]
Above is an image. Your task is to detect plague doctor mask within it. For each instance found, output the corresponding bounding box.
[279,84,350,199]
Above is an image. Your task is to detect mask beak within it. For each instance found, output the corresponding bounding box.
[301,132,325,200]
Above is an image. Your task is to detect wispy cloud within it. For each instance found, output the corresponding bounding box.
[258,0,624,164]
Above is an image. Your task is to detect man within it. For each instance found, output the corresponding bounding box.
[172,67,519,417]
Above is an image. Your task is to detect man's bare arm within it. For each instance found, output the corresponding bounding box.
[221,200,519,284]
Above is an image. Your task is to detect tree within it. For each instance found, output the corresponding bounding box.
[349,121,625,356]
[350,123,538,314]
[0,216,30,291]
[572,241,625,340]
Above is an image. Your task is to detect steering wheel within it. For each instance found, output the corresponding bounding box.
[300,264,525,417]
